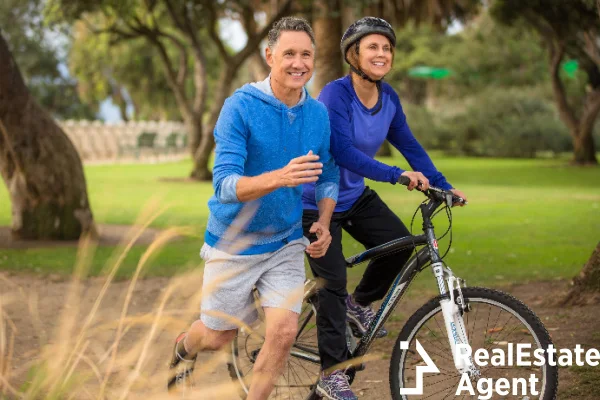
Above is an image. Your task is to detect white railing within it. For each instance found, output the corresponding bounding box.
[57,120,189,163]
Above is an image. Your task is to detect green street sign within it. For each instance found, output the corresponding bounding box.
[562,60,578,78]
[408,66,452,80]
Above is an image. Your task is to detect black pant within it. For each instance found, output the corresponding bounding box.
[302,187,413,370]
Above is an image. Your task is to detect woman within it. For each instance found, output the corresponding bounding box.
[301,17,467,400]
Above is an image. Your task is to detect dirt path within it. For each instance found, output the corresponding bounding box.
[2,273,599,399]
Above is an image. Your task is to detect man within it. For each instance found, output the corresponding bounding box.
[167,17,339,400]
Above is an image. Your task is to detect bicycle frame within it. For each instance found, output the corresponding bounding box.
[282,193,475,377]
[345,196,474,374]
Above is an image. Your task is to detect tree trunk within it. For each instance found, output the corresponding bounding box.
[572,127,598,164]
[0,33,96,240]
[312,0,344,96]
[248,50,270,82]
[189,66,237,180]
[561,241,600,305]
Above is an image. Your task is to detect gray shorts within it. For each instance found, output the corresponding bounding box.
[199,238,308,331]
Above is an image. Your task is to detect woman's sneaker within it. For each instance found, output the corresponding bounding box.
[167,332,197,392]
[345,295,388,338]
[316,370,358,400]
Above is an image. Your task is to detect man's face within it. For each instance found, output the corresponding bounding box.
[266,31,314,90]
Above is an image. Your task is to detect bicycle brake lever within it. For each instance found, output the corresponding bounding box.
[445,192,453,208]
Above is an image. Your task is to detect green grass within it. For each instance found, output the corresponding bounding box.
[0,156,598,287]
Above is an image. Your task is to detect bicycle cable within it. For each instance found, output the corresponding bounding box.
[408,194,454,265]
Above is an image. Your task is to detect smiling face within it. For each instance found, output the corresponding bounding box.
[355,33,393,80]
[266,30,314,91]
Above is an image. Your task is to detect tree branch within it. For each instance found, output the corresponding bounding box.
[547,40,579,132]
[191,48,208,115]
[583,30,600,69]
[148,34,193,121]
[156,29,189,87]
[206,1,230,62]
[581,89,600,131]
[231,0,294,68]
[163,0,187,33]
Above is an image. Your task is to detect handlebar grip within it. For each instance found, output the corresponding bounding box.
[453,195,468,205]
[398,175,411,186]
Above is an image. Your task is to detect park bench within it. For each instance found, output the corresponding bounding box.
[164,132,187,153]
[135,131,158,158]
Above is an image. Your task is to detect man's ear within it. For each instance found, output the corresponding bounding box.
[265,46,273,68]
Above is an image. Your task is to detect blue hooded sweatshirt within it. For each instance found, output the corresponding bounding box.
[205,78,339,255]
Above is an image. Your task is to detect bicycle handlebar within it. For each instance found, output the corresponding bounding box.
[398,175,468,206]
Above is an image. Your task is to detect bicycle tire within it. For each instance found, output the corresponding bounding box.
[390,287,558,400]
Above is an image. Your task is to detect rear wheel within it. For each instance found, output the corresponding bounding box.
[390,287,558,400]
[228,291,321,399]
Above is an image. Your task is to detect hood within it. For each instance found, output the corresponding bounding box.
[239,75,308,110]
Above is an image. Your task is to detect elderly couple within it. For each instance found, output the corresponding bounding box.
[167,16,467,400]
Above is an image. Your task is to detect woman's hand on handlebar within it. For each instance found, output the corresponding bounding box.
[450,188,468,207]
[400,171,429,191]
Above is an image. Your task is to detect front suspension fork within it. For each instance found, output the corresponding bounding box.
[431,262,478,375]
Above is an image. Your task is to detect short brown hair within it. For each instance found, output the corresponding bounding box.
[267,17,315,49]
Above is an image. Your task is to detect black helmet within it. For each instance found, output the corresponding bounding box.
[340,17,396,63]
[340,17,396,83]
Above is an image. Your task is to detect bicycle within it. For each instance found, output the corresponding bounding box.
[228,177,559,399]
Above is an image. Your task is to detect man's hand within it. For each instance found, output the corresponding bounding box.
[306,221,332,258]
[400,171,429,191]
[276,151,322,188]
[450,188,468,207]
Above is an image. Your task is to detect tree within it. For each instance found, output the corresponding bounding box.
[0,32,95,240]
[491,0,600,165]
[561,241,600,305]
[69,20,221,121]
[311,0,344,96]
[47,0,294,180]
[0,0,94,120]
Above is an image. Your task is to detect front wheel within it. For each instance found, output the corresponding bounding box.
[390,287,558,400]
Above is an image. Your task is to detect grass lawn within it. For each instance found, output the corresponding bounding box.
[0,156,598,289]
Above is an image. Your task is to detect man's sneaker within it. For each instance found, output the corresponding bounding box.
[167,332,197,392]
[316,370,358,400]
[345,295,388,338]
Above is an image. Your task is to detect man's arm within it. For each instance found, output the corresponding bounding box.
[235,152,323,202]
[212,99,323,204]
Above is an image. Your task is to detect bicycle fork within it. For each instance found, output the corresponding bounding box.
[432,261,479,377]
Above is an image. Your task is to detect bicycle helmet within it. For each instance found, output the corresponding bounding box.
[340,17,396,83]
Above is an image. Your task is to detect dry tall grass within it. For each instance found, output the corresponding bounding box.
[0,199,381,400]
[0,200,264,399]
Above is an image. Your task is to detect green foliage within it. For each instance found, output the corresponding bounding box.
[441,14,549,92]
[438,87,572,157]
[388,10,600,158]
[490,0,598,39]
[0,0,94,119]
[489,0,600,112]
[66,9,221,120]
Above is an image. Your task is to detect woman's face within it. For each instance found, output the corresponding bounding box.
[357,33,393,80]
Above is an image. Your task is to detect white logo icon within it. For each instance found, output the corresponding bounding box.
[399,340,440,395]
